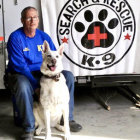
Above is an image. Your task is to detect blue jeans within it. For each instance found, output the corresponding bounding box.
[8,70,74,132]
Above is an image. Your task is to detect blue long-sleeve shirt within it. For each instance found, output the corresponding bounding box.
[7,27,56,90]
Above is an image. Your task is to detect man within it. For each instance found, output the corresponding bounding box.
[6,6,82,140]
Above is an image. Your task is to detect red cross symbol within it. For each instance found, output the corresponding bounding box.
[88,26,107,47]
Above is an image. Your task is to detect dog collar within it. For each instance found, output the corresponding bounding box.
[44,73,60,82]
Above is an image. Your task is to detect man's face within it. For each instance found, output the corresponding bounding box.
[21,9,39,31]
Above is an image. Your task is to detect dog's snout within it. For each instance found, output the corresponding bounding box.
[52,59,56,64]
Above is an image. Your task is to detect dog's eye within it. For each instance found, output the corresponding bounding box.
[47,55,51,58]
[56,55,59,58]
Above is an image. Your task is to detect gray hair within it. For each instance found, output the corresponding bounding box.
[21,6,38,19]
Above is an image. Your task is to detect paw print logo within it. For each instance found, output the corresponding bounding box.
[74,9,118,49]
[71,7,121,55]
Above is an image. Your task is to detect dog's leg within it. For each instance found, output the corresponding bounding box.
[62,105,70,140]
[55,123,65,132]
[34,108,45,136]
[44,109,51,140]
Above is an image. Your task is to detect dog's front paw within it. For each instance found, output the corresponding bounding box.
[35,127,42,136]
[64,132,71,140]
[45,134,51,140]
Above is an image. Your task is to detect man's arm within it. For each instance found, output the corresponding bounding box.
[7,35,39,90]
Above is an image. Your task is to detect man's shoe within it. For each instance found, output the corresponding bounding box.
[21,131,34,140]
[69,120,82,132]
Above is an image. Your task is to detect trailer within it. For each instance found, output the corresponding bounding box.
[1,1,140,140]
[1,0,140,109]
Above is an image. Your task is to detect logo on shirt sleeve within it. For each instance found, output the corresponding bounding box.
[23,47,30,51]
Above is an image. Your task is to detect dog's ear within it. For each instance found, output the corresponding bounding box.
[58,44,64,56]
[43,40,50,53]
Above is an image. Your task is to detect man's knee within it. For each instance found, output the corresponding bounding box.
[10,75,33,97]
[62,70,74,83]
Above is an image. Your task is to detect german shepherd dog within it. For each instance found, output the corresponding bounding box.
[33,41,70,140]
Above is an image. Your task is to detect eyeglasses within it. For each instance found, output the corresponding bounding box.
[25,16,39,21]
